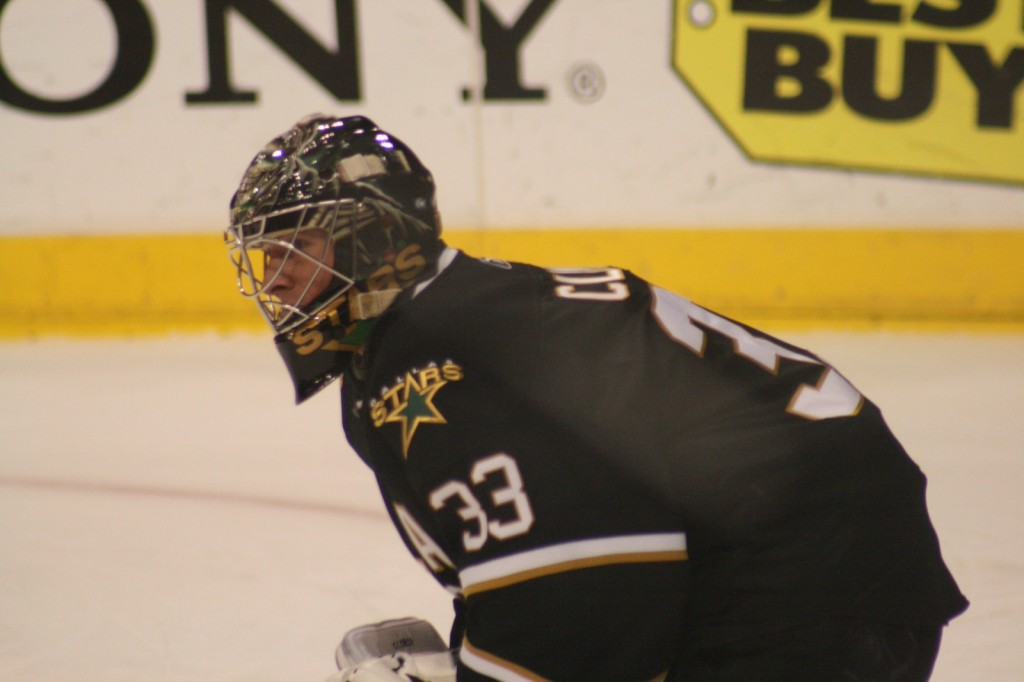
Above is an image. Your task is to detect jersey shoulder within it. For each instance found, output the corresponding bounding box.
[417,250,652,313]
[403,251,548,345]
[387,250,651,350]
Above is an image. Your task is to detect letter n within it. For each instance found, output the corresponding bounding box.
[186,0,360,104]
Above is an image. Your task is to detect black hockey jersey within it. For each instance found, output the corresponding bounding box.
[341,248,967,681]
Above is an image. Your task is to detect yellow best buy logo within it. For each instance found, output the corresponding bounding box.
[672,0,1024,184]
[371,361,464,458]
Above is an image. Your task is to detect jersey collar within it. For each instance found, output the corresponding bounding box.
[411,246,459,299]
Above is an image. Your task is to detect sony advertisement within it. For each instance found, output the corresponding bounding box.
[1,0,1022,235]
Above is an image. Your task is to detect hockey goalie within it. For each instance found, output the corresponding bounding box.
[224,114,967,680]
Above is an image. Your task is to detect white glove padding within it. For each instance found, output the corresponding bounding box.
[323,651,456,682]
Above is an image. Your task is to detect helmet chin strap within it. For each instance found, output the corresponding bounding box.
[350,288,401,321]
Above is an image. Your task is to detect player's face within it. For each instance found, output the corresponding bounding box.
[262,228,336,309]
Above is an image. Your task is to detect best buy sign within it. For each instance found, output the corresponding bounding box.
[672,0,1024,184]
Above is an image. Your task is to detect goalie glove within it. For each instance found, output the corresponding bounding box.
[323,651,456,682]
[324,617,455,682]
[335,617,449,668]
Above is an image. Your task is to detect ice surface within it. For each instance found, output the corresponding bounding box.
[1,332,1021,681]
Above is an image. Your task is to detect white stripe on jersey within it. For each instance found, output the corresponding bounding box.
[459,532,687,597]
[412,246,459,298]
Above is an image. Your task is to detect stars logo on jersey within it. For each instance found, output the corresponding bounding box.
[370,361,464,458]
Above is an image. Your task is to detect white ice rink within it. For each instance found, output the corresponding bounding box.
[1,332,1022,681]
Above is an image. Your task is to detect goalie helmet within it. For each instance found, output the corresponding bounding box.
[225,114,443,403]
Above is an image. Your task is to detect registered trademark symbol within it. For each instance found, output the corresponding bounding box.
[688,0,716,28]
[567,63,605,103]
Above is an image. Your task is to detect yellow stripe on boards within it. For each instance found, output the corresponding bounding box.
[0,229,1021,338]
[0,234,261,337]
[447,228,1024,331]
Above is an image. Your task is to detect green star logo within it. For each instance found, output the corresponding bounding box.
[383,371,448,458]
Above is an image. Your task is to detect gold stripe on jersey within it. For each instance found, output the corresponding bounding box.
[460,637,550,682]
[460,533,688,597]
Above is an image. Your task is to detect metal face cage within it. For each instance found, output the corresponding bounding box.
[225,198,380,334]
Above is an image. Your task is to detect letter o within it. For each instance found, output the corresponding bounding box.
[0,0,155,114]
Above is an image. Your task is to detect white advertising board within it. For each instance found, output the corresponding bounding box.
[2,0,1023,236]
